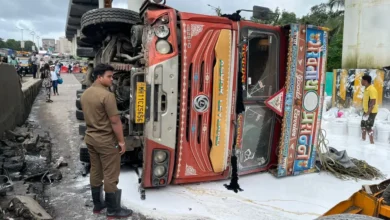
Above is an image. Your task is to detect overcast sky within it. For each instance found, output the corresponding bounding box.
[0,0,327,44]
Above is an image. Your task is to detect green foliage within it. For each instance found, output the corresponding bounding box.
[0,38,35,51]
[327,31,343,71]
[275,10,298,26]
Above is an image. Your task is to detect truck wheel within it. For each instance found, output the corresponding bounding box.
[81,8,141,39]
[76,98,82,110]
[79,124,87,136]
[383,184,390,204]
[76,109,84,121]
[316,214,381,219]
[80,145,90,163]
[77,47,95,58]
[77,37,93,47]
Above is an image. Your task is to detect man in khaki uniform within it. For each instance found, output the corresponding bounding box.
[80,64,132,218]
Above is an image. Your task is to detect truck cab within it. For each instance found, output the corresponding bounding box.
[78,0,328,198]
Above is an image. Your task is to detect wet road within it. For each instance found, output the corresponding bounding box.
[28,73,147,220]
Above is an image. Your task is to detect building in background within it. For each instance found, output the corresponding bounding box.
[55,41,60,53]
[42,38,55,52]
[58,37,72,54]
[343,0,390,69]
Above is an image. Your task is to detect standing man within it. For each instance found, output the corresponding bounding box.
[361,75,379,144]
[31,53,38,78]
[80,64,132,218]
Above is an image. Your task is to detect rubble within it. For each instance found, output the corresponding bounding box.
[8,196,52,220]
[0,121,62,219]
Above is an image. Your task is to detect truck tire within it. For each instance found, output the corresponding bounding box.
[77,37,92,47]
[383,184,390,204]
[76,98,82,110]
[76,89,85,96]
[79,124,87,136]
[77,47,95,58]
[316,214,381,220]
[80,145,90,163]
[81,8,141,38]
[76,109,84,121]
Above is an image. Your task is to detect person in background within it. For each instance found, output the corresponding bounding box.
[31,53,38,78]
[42,63,53,103]
[9,55,18,67]
[68,63,72,73]
[55,62,61,76]
[80,64,132,218]
[361,75,379,144]
[50,65,59,96]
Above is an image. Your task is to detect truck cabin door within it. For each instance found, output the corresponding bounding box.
[238,28,279,174]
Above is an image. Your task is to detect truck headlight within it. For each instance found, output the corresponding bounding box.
[156,40,171,54]
[154,151,167,163]
[154,25,170,38]
[153,165,166,177]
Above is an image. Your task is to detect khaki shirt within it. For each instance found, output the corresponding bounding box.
[81,83,120,146]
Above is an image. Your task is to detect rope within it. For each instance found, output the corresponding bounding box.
[316,129,385,181]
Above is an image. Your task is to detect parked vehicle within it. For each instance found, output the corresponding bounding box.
[17,57,30,76]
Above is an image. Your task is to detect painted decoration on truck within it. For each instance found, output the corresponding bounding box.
[209,29,232,173]
[174,19,235,183]
[276,25,328,177]
[332,69,387,109]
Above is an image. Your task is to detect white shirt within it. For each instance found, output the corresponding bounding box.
[51,71,58,81]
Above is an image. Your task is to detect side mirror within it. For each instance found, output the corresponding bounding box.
[252,6,272,20]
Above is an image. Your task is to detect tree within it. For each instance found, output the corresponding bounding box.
[327,31,343,71]
[5,39,20,50]
[275,10,298,26]
[0,38,35,51]
[328,0,345,12]
[0,38,6,48]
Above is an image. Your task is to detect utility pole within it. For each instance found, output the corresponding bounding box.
[16,26,25,53]
[30,31,35,52]
[36,36,40,50]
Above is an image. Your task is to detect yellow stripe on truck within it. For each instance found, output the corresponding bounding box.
[209,29,231,173]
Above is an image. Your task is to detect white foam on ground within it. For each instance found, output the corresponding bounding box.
[76,124,390,220]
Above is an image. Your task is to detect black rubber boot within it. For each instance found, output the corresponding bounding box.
[106,189,133,219]
[91,186,106,214]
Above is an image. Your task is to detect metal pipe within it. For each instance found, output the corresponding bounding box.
[118,53,144,62]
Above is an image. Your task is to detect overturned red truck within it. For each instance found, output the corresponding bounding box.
[78,0,328,198]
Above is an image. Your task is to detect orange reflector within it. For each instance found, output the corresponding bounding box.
[159,179,166,185]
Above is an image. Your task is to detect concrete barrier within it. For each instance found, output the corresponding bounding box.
[0,63,42,137]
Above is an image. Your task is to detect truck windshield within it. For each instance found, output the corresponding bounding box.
[19,59,28,64]
[238,29,279,173]
[246,31,278,98]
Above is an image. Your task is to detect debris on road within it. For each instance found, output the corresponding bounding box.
[0,121,63,219]
[8,196,52,220]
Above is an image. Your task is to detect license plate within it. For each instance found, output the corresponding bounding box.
[135,82,146,124]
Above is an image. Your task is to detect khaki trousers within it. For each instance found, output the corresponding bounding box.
[87,144,121,193]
